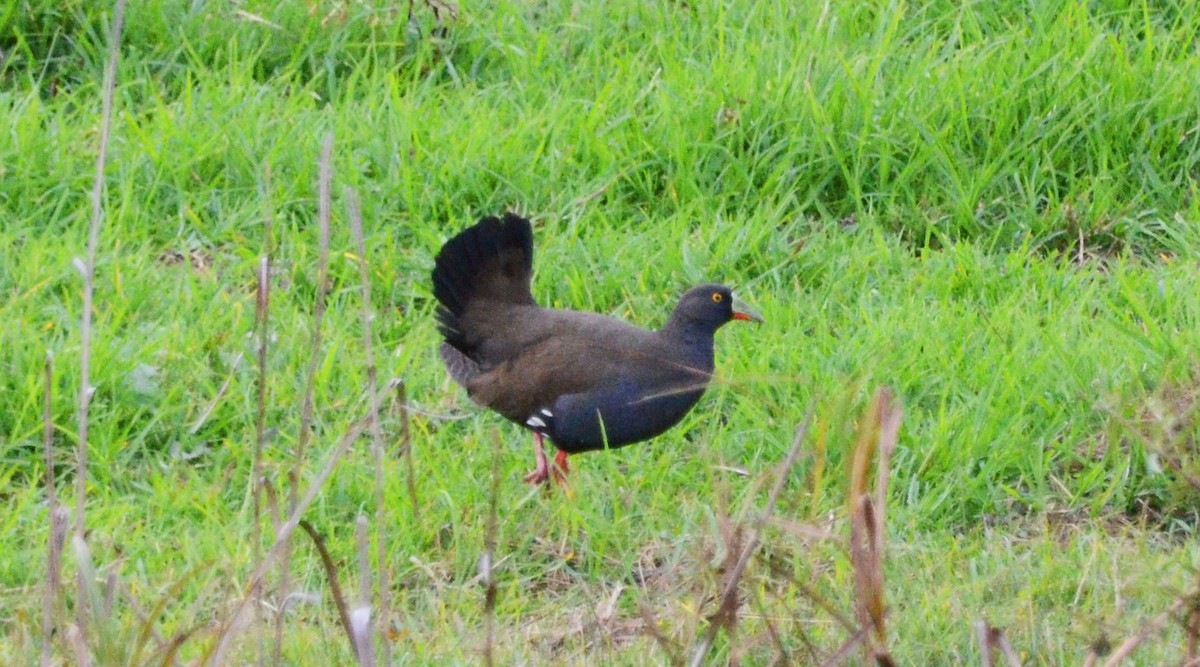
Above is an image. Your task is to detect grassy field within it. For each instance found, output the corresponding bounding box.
[3,0,1200,663]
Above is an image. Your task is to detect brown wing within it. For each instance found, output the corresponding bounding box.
[463,308,666,423]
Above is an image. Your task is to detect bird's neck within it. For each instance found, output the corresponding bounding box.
[659,319,716,369]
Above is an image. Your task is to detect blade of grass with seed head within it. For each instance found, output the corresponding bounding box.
[73,0,126,644]
[347,186,391,663]
[848,389,900,665]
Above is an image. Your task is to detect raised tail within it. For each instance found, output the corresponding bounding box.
[431,213,536,355]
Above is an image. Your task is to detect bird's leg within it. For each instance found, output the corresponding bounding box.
[552,449,570,485]
[523,431,550,484]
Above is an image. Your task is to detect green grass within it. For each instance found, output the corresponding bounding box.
[3,0,1200,663]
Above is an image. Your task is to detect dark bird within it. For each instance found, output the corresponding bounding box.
[431,213,762,484]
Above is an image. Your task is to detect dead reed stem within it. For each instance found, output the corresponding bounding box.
[73,0,126,642]
[347,187,391,663]
[688,411,813,667]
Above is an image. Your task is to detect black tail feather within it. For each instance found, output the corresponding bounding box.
[431,213,535,352]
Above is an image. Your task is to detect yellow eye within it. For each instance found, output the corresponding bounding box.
[711,292,724,303]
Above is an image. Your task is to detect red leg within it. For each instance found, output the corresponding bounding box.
[552,449,570,485]
[523,432,550,484]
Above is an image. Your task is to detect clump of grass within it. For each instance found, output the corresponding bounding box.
[688,411,812,666]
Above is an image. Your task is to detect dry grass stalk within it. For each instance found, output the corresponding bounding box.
[42,352,62,667]
[275,134,334,662]
[974,620,1021,667]
[993,628,1021,667]
[44,507,69,664]
[347,186,391,663]
[102,569,118,620]
[974,620,993,667]
[848,388,900,666]
[208,395,382,665]
[688,411,813,667]
[390,379,419,521]
[481,429,503,667]
[260,477,281,536]
[297,521,358,658]
[1188,571,1200,663]
[73,0,126,642]
[353,515,376,666]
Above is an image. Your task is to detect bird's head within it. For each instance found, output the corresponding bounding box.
[667,283,764,334]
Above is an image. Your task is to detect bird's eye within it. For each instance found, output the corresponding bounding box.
[711,292,724,303]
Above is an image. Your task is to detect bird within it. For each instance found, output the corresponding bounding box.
[431,213,762,484]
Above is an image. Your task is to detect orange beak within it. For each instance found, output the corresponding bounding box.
[731,294,764,323]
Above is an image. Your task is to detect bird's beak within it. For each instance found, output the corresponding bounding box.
[731,294,764,323]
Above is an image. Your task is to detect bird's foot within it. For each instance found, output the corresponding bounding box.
[551,449,570,485]
[524,434,551,484]
[523,464,551,485]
